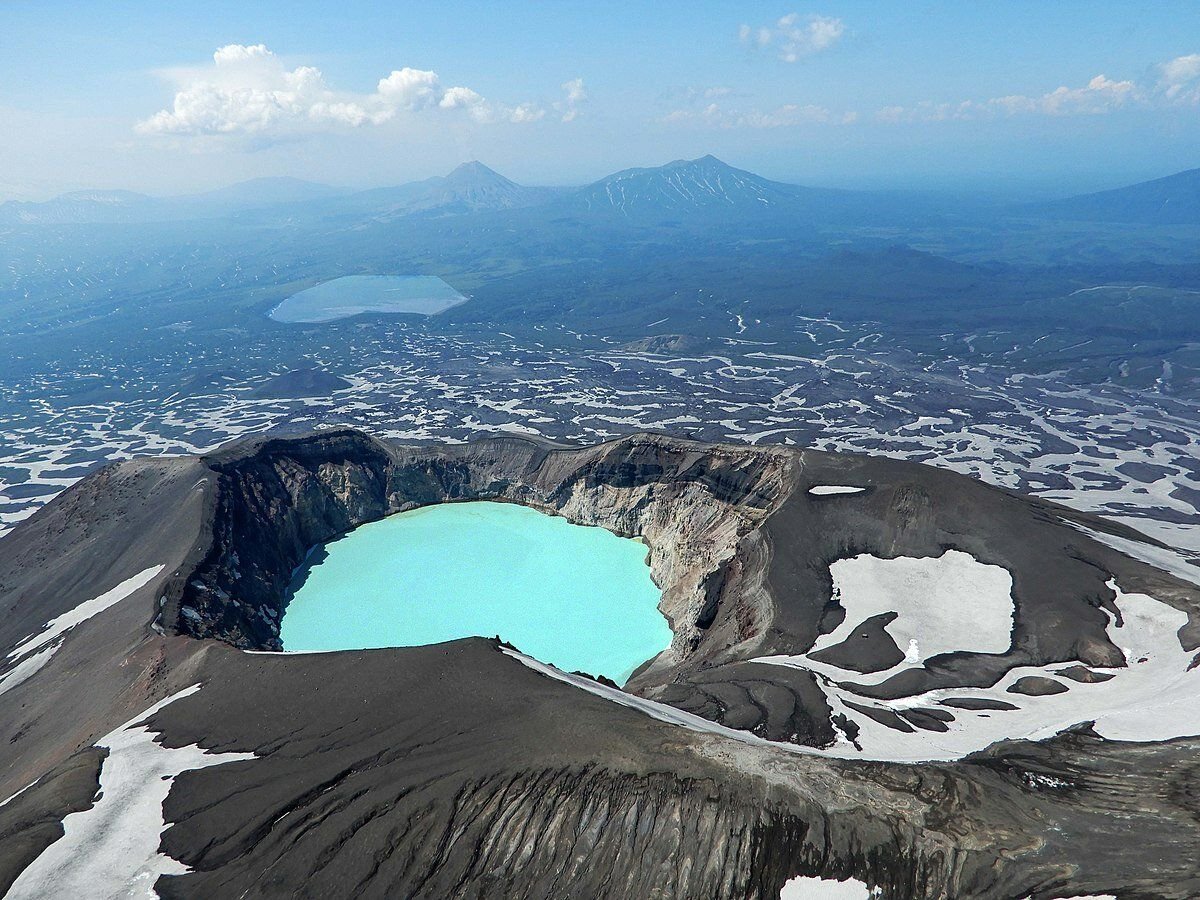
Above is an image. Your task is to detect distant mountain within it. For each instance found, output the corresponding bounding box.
[571,155,803,219]
[189,177,349,208]
[425,161,554,212]
[1025,167,1200,225]
[0,190,157,225]
[0,178,349,226]
[0,156,970,230]
[557,155,942,228]
[326,162,558,220]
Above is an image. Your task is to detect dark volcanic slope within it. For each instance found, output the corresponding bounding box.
[1,430,1199,899]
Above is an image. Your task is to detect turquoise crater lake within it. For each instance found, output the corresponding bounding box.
[280,501,671,683]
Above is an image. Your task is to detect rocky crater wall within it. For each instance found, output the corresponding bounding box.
[173,430,793,675]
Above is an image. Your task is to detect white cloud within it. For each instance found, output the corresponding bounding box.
[874,100,979,123]
[377,67,444,111]
[663,100,853,129]
[137,44,549,137]
[1161,53,1200,102]
[993,74,1137,115]
[740,13,845,62]
[557,77,587,122]
[877,72,1148,123]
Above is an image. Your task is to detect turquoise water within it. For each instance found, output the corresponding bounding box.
[269,275,466,323]
[280,501,670,682]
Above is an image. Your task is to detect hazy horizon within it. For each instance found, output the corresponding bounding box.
[3,152,1196,207]
[3,1,1198,202]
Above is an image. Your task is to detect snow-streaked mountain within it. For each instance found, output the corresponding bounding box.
[573,155,803,217]
[558,154,920,227]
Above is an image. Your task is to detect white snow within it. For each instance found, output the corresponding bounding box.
[759,551,1015,684]
[760,578,1200,761]
[780,875,881,898]
[6,685,255,900]
[1067,520,1200,587]
[808,485,867,496]
[0,642,60,698]
[7,564,165,661]
[0,779,38,809]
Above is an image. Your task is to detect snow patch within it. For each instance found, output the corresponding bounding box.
[780,875,881,898]
[759,550,1014,684]
[6,685,255,900]
[1067,520,1200,587]
[808,485,867,496]
[0,642,60,698]
[7,564,166,661]
[760,577,1200,761]
[0,779,38,809]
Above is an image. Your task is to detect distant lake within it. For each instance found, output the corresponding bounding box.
[269,275,466,323]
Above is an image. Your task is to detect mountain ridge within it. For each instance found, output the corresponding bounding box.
[6,158,1198,228]
[1024,166,1200,225]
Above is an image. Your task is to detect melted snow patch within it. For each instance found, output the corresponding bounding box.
[780,875,881,898]
[808,485,867,496]
[6,685,255,900]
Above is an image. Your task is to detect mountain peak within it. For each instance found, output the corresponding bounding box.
[577,155,795,217]
[661,154,733,171]
[445,161,513,185]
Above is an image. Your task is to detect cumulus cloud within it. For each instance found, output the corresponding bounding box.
[556,77,587,122]
[136,44,550,137]
[991,73,1137,115]
[1160,53,1200,102]
[874,69,1168,124]
[740,13,845,62]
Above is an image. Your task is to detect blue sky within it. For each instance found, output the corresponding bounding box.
[1,1,1198,199]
